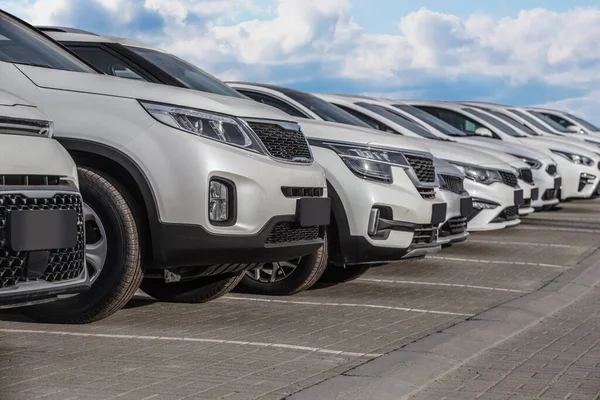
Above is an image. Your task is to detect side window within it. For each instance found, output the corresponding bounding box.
[334,104,398,134]
[418,106,493,136]
[542,113,572,128]
[236,90,308,118]
[66,45,147,81]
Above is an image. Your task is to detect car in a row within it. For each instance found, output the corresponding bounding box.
[0,9,590,320]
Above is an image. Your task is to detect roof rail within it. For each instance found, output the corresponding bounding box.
[36,26,98,35]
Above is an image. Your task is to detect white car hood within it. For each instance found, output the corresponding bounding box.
[421,139,525,171]
[298,119,435,154]
[520,136,600,160]
[0,88,50,122]
[15,65,295,121]
[434,158,463,178]
[455,137,554,164]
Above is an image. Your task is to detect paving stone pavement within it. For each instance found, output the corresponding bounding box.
[0,200,598,400]
[410,286,600,400]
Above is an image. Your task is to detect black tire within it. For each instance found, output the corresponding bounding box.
[237,235,329,296]
[23,167,143,324]
[140,271,244,303]
[319,264,370,284]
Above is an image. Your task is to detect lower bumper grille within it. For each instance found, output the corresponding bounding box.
[492,206,519,223]
[418,187,436,199]
[523,198,531,208]
[542,188,558,200]
[440,217,467,236]
[266,222,321,244]
[0,193,85,289]
[411,224,438,245]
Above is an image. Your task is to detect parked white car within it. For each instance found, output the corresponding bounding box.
[222,85,522,232]
[377,101,561,210]
[527,107,600,137]
[0,11,331,321]
[407,101,600,201]
[37,25,450,294]
[0,89,88,310]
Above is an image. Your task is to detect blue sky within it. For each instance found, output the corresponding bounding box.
[3,0,600,122]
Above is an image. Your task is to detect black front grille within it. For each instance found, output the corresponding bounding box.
[523,198,531,208]
[411,224,437,245]
[246,122,312,163]
[418,187,436,199]
[440,174,464,194]
[405,154,436,183]
[546,164,557,176]
[0,175,62,186]
[0,193,85,289]
[281,187,324,198]
[499,171,519,188]
[266,222,320,244]
[542,189,558,200]
[518,168,534,184]
[504,206,519,219]
[440,217,467,236]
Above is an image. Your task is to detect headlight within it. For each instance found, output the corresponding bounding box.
[550,150,594,166]
[508,153,542,169]
[140,101,263,153]
[450,162,502,184]
[326,142,410,183]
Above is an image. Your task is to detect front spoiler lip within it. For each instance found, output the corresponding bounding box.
[437,231,469,245]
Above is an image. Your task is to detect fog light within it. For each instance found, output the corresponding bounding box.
[209,180,229,222]
[473,201,498,210]
[368,208,380,236]
[581,173,596,182]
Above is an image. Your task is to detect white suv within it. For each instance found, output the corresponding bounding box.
[0,11,330,322]
[43,28,449,295]
[0,89,88,310]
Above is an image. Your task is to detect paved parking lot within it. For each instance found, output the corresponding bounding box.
[2,201,600,400]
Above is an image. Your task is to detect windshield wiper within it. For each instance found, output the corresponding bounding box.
[13,62,53,69]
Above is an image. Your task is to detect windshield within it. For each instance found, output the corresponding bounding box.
[464,107,526,137]
[356,102,445,140]
[485,109,538,136]
[127,46,244,98]
[529,110,568,133]
[393,104,466,137]
[566,113,600,132]
[279,89,372,128]
[0,14,93,72]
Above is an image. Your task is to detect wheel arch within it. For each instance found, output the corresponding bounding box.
[57,138,160,269]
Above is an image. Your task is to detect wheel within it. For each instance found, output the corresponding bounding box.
[140,271,244,303]
[23,167,143,324]
[237,235,329,295]
[319,264,370,284]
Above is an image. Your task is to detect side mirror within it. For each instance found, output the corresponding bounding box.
[474,127,493,137]
[566,125,585,134]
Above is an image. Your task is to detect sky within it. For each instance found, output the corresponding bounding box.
[2,0,600,123]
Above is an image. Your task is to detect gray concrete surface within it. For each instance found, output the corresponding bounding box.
[1,200,599,400]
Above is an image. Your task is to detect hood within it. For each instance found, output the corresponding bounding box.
[417,139,523,171]
[434,158,463,178]
[15,65,295,121]
[0,88,35,107]
[456,137,554,164]
[0,88,50,122]
[297,118,435,154]
[521,136,600,160]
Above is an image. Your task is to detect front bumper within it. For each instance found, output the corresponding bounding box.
[437,189,471,245]
[465,180,521,231]
[0,187,90,309]
[126,124,329,269]
[555,158,600,200]
[518,179,536,216]
[532,169,561,209]
[313,148,446,266]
